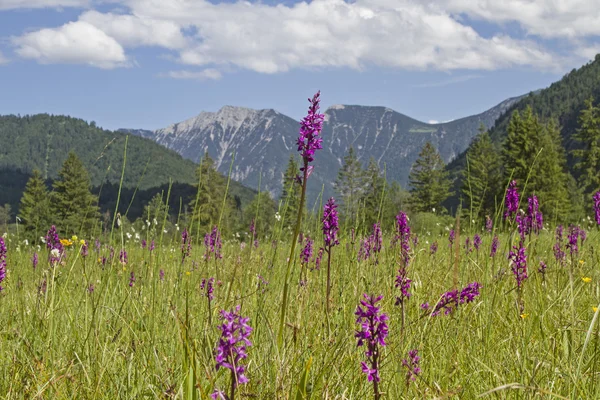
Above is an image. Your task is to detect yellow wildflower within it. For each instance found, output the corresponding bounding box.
[123,266,126,271]
[80,239,85,245]
[520,313,528,319]
[60,239,73,247]
[185,271,191,276]
[582,277,592,283]
[97,258,102,264]
[579,259,585,265]
[593,307,598,313]
[72,235,78,241]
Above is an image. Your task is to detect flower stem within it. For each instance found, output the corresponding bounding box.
[277,162,308,349]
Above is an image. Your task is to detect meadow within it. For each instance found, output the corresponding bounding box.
[2,91,600,400]
[0,213,600,399]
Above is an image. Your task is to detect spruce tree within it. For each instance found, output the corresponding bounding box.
[360,157,385,227]
[242,191,277,238]
[408,142,452,213]
[462,125,502,220]
[503,108,571,220]
[503,106,542,185]
[190,153,230,234]
[334,147,365,225]
[572,97,600,194]
[51,152,100,235]
[144,192,169,222]
[533,119,571,221]
[279,154,301,230]
[19,169,50,237]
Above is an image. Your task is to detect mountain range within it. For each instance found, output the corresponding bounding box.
[122,95,523,202]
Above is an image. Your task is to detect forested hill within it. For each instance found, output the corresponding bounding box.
[0,114,198,189]
[0,114,256,218]
[449,54,600,175]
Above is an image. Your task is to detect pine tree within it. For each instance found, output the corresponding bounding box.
[19,169,50,237]
[241,191,277,238]
[462,125,502,221]
[279,154,301,229]
[144,192,169,222]
[334,147,365,225]
[533,119,571,221]
[0,204,11,233]
[51,152,100,235]
[572,97,600,194]
[360,157,385,227]
[503,108,571,220]
[190,153,230,235]
[503,106,542,185]
[409,142,452,213]
[381,181,409,231]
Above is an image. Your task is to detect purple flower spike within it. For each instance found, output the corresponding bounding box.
[204,226,223,260]
[485,216,493,233]
[594,192,600,225]
[80,240,88,258]
[201,277,215,301]
[394,268,412,305]
[509,243,527,288]
[394,212,411,266]
[129,271,135,287]
[504,180,519,220]
[322,198,340,248]
[490,235,499,257]
[448,229,455,247]
[215,305,253,388]
[0,238,6,291]
[300,236,313,265]
[355,294,388,386]
[427,282,481,317]
[45,225,63,264]
[297,91,324,165]
[119,249,128,265]
[402,349,421,384]
[527,195,543,233]
[429,241,438,255]
[181,228,192,263]
[32,252,38,269]
[473,234,481,251]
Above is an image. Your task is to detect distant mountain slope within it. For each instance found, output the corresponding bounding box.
[0,114,256,218]
[123,95,523,201]
[448,54,600,187]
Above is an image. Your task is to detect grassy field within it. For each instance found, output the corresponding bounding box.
[1,218,599,399]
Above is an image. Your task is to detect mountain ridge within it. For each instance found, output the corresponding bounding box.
[121,95,525,201]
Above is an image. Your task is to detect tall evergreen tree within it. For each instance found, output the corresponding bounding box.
[190,153,230,234]
[503,106,543,185]
[334,147,365,225]
[241,191,277,238]
[0,204,11,233]
[572,97,600,194]
[279,154,301,229]
[503,108,571,220]
[462,125,502,220]
[409,142,452,213]
[51,152,100,235]
[360,157,385,227]
[19,169,50,237]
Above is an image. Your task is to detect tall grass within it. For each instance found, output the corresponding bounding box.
[1,218,599,398]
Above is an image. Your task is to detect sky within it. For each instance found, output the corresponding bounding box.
[0,0,599,131]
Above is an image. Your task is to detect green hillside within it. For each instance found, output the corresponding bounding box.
[0,114,256,220]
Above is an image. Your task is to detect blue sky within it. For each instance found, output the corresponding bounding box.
[0,0,598,131]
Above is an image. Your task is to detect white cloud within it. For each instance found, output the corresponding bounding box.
[438,0,600,39]
[13,20,128,69]
[122,0,558,73]
[165,69,222,81]
[0,50,8,64]
[0,0,89,10]
[79,10,188,49]
[13,0,599,73]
